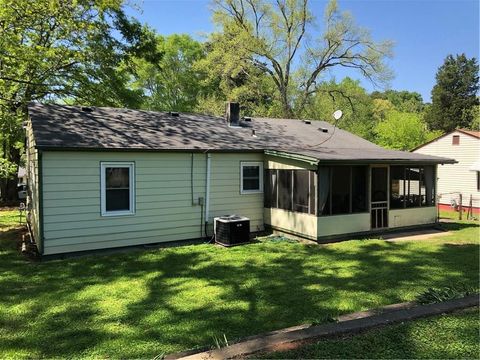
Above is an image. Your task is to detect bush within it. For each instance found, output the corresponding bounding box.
[416,284,477,304]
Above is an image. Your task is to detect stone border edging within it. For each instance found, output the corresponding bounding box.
[166,294,479,360]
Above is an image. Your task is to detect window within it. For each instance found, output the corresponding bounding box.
[319,166,368,216]
[240,162,263,194]
[265,169,316,215]
[452,135,460,145]
[477,172,480,191]
[101,162,135,216]
[390,165,435,209]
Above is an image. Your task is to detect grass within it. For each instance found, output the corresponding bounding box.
[260,308,480,359]
[0,209,478,358]
[439,209,479,222]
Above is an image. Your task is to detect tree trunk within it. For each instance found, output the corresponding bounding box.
[279,86,295,118]
[0,143,21,205]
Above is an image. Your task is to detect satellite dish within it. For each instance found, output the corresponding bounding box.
[333,110,343,120]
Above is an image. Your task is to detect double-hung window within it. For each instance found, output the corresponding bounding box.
[240,162,263,194]
[101,162,135,216]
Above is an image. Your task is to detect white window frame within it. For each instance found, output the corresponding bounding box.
[100,162,135,217]
[240,161,264,194]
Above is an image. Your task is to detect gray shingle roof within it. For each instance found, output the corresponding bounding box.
[28,103,454,164]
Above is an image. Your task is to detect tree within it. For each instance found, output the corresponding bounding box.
[374,110,440,151]
[194,31,279,117]
[131,34,207,112]
[371,90,424,113]
[303,77,376,141]
[424,54,479,132]
[208,0,393,117]
[0,0,159,201]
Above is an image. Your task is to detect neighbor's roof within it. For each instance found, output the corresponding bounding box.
[28,103,454,164]
[412,128,480,151]
[457,129,480,139]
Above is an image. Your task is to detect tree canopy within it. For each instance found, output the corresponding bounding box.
[206,0,393,117]
[131,34,207,112]
[424,54,479,132]
[0,0,160,201]
[3,0,476,203]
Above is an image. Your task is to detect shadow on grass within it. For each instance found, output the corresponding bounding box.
[0,223,479,358]
[439,221,480,232]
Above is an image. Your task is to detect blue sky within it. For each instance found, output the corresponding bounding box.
[126,0,479,102]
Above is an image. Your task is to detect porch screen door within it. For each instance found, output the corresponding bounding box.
[371,167,388,229]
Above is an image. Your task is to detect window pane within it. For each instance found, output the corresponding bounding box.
[390,166,405,209]
[331,166,350,215]
[106,189,130,211]
[242,165,260,191]
[243,178,260,190]
[243,166,259,178]
[352,166,367,213]
[278,170,292,211]
[293,170,309,213]
[106,167,129,188]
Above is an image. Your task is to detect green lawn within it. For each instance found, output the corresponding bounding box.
[260,308,480,359]
[0,209,478,358]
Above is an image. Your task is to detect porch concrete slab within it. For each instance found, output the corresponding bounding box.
[383,228,451,241]
[169,295,479,360]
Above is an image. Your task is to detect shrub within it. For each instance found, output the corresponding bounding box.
[416,284,477,304]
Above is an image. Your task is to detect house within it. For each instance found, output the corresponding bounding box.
[412,129,480,214]
[18,167,26,184]
[26,102,454,256]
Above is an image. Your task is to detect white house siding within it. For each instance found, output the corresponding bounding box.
[26,122,41,252]
[41,151,264,255]
[207,152,265,234]
[413,131,479,209]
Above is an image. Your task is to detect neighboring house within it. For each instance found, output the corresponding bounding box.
[17,167,27,200]
[18,167,26,184]
[413,129,479,214]
[26,102,453,256]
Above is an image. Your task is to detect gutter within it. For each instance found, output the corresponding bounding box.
[264,150,319,166]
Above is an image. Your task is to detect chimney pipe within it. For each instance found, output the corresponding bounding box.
[225,102,240,126]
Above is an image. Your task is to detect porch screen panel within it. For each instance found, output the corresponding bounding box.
[331,166,350,215]
[278,170,293,210]
[293,170,309,213]
[390,165,435,209]
[318,167,331,215]
[264,169,278,208]
[390,166,405,209]
[309,171,317,215]
[406,167,421,208]
[423,166,435,206]
[352,166,368,213]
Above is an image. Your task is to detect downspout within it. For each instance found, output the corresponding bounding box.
[205,152,211,238]
[37,149,44,255]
